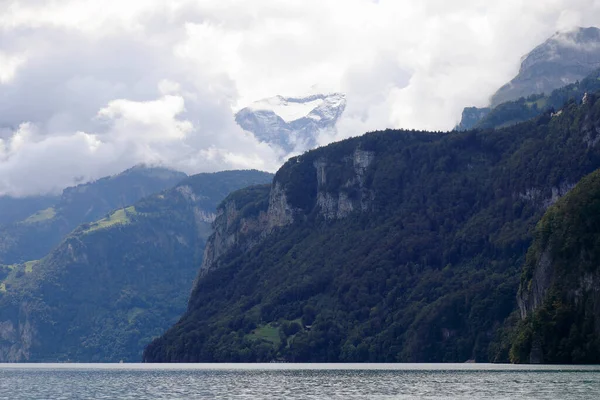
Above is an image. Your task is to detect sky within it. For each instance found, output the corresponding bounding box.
[1,0,600,196]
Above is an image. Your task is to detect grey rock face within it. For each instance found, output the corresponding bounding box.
[198,187,273,276]
[457,27,600,129]
[235,93,346,153]
[199,147,375,275]
[492,27,600,107]
[316,149,375,220]
[517,248,554,319]
[455,107,491,131]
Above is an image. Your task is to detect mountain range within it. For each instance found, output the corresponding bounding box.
[3,27,600,364]
[144,93,600,362]
[235,93,346,154]
[457,26,600,131]
[0,166,187,266]
[0,169,272,361]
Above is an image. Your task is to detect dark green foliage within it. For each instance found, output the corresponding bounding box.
[510,169,600,363]
[0,166,187,265]
[144,94,600,363]
[0,170,273,362]
[221,185,271,221]
[0,195,58,226]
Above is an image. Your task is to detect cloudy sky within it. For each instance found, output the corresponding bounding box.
[1,0,599,196]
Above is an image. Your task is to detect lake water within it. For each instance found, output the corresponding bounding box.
[1,363,599,399]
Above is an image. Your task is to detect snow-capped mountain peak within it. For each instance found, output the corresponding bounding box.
[247,95,325,123]
[235,93,346,154]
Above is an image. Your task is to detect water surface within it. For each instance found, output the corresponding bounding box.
[1,363,599,399]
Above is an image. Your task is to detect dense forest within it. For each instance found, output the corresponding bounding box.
[0,166,187,265]
[0,170,273,362]
[144,93,600,363]
[510,169,600,363]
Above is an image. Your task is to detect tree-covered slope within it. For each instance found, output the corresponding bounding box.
[144,94,600,363]
[0,195,59,226]
[0,166,187,265]
[457,68,600,131]
[0,170,273,362]
[510,169,600,364]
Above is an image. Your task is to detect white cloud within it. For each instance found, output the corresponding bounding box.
[0,51,27,84]
[1,0,600,195]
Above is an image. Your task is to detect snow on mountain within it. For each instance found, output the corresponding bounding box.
[235,93,346,155]
[247,96,325,123]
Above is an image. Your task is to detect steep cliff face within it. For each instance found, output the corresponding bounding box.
[198,148,376,277]
[511,169,600,364]
[314,149,375,220]
[0,303,36,362]
[455,107,491,131]
[199,185,272,276]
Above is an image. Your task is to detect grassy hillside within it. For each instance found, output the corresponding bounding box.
[0,166,187,265]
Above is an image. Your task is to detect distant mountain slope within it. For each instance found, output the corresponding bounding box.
[144,94,600,364]
[459,68,600,131]
[457,27,600,130]
[235,93,346,153]
[510,169,600,364]
[0,195,58,226]
[0,166,187,265]
[492,27,600,107]
[0,170,273,362]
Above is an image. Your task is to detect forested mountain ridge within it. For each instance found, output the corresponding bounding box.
[0,195,59,226]
[457,27,600,131]
[510,169,600,363]
[0,166,187,265]
[0,170,273,362]
[458,68,600,131]
[144,93,600,363]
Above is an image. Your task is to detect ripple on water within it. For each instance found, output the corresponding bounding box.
[0,364,599,399]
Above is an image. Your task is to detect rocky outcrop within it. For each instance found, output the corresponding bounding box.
[315,149,375,220]
[0,302,37,362]
[517,248,554,319]
[516,182,575,210]
[198,147,376,275]
[266,182,295,231]
[455,107,491,131]
[511,168,600,363]
[198,186,271,275]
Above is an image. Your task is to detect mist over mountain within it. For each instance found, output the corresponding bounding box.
[0,166,187,266]
[492,27,600,107]
[458,27,600,131]
[5,3,600,369]
[235,93,346,155]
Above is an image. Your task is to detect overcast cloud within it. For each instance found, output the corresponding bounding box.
[1,0,599,196]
